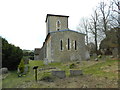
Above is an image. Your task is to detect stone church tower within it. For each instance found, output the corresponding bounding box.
[45,14,69,35]
[34,14,89,62]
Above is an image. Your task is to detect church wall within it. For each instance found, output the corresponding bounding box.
[46,36,52,62]
[39,42,47,60]
[39,47,44,60]
[50,31,86,62]
[47,16,68,33]
[34,55,40,60]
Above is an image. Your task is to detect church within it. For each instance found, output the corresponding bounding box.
[34,14,89,62]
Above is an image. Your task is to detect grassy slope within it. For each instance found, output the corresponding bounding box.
[2,60,42,88]
[2,58,119,88]
[83,60,118,78]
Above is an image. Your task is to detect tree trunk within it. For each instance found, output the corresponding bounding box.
[118,28,120,58]
[95,23,98,54]
[95,33,98,54]
[118,2,120,58]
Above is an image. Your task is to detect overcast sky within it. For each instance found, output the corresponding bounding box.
[0,0,103,50]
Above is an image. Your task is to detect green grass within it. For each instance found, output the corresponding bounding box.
[83,60,119,78]
[2,60,45,88]
[29,60,45,67]
[2,58,119,88]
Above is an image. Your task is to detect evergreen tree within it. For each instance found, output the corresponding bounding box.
[1,37,23,70]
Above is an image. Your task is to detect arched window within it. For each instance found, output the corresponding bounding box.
[56,20,61,31]
[75,40,77,50]
[68,38,70,50]
[60,40,63,50]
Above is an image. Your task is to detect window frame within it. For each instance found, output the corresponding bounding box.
[56,20,61,31]
[75,40,77,50]
[60,40,63,51]
[68,38,70,50]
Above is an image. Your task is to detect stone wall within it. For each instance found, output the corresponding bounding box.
[46,16,68,35]
[46,36,52,62]
[48,30,86,62]
[34,55,40,60]
[39,42,47,60]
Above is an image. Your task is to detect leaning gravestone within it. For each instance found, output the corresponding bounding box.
[52,71,66,79]
[70,70,83,76]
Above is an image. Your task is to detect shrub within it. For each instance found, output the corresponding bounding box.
[2,37,23,70]
[18,59,25,74]
[40,72,53,82]
[69,63,76,69]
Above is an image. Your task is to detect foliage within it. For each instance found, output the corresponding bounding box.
[2,37,23,70]
[23,50,34,60]
[99,28,118,49]
[18,59,25,74]
[48,62,61,67]
[29,60,44,67]
[40,72,53,82]
[69,63,76,69]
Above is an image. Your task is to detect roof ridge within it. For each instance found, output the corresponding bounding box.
[49,29,86,35]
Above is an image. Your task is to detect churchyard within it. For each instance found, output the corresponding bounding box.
[2,56,120,88]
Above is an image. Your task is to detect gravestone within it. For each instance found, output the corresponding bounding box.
[93,53,97,58]
[23,66,29,74]
[44,58,49,65]
[24,59,29,64]
[0,68,8,74]
[70,70,83,76]
[112,48,118,57]
[85,50,90,60]
[52,71,66,79]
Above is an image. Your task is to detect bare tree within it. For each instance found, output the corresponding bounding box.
[98,1,112,36]
[89,9,100,53]
[111,0,120,58]
[77,17,89,45]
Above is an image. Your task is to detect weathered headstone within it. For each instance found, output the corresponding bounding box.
[70,70,83,76]
[44,58,49,65]
[112,48,118,57]
[23,66,29,74]
[52,71,66,79]
[0,68,8,74]
[93,53,97,58]
[85,50,90,60]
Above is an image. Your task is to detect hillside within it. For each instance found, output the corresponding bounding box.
[2,56,120,88]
